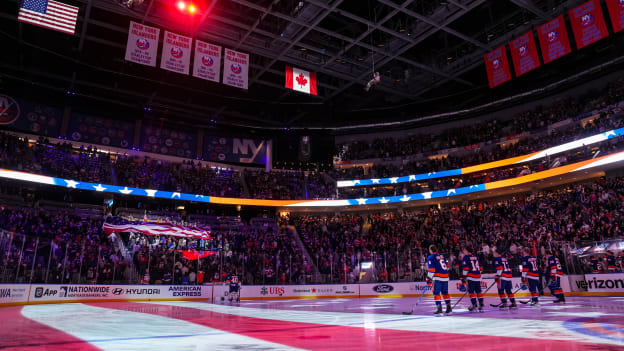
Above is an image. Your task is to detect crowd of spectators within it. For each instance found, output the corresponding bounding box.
[0,208,128,284]
[292,176,624,283]
[335,78,624,163]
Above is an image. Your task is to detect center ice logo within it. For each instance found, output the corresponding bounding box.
[581,14,594,27]
[518,45,529,57]
[547,31,559,42]
[201,56,214,67]
[231,63,242,74]
[492,59,501,69]
[136,38,150,50]
[170,47,183,59]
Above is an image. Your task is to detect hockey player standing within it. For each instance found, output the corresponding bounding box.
[606,251,618,273]
[461,246,484,312]
[493,249,516,309]
[521,247,540,306]
[427,245,452,316]
[546,250,565,303]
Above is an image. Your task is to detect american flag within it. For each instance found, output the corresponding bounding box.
[102,223,212,240]
[18,0,79,35]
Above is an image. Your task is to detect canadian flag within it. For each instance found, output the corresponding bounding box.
[285,66,317,95]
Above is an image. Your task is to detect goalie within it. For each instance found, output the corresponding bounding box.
[228,275,241,302]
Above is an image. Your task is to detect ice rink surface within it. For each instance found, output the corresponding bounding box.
[1,296,623,350]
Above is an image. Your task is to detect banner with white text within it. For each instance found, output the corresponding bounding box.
[160,31,192,75]
[193,40,221,82]
[222,49,249,90]
[125,21,160,67]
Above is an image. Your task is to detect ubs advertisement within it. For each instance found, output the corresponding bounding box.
[242,284,359,299]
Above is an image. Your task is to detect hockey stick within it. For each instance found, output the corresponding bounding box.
[402,286,429,315]
[490,284,532,306]
[453,281,496,310]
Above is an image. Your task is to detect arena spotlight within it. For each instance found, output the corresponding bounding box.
[188,4,196,13]
[177,1,186,10]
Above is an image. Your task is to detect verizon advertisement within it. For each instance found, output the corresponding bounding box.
[27,284,210,302]
[569,0,609,49]
[537,16,572,64]
[606,0,624,33]
[576,273,624,293]
[484,45,512,88]
[509,31,541,77]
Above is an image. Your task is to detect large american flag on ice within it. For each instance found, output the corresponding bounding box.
[103,223,212,240]
[18,0,79,35]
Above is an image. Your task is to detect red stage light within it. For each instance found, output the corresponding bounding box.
[188,4,196,13]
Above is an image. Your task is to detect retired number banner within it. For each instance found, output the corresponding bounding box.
[222,49,249,90]
[569,0,609,49]
[193,40,222,82]
[160,31,192,75]
[509,31,541,77]
[606,0,624,33]
[484,45,512,88]
[125,21,160,67]
[537,16,572,64]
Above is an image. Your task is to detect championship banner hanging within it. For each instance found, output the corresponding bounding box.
[160,31,192,75]
[285,66,317,95]
[569,0,609,49]
[222,48,249,90]
[125,21,160,67]
[509,31,541,77]
[606,0,624,33]
[484,45,512,88]
[193,40,221,82]
[537,16,572,64]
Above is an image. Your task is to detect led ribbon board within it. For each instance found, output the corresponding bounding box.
[1,150,624,207]
[337,127,624,188]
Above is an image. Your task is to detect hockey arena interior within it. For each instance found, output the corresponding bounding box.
[2,0,624,349]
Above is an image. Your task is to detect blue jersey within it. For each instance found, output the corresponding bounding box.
[494,256,512,280]
[427,253,449,281]
[461,254,482,281]
[607,255,617,271]
[590,258,603,273]
[547,255,563,276]
[521,255,539,280]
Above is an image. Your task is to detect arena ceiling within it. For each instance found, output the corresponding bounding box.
[1,0,622,131]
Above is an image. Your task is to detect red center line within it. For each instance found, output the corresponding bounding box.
[88,302,623,351]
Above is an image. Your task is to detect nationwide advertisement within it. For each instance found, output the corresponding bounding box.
[222,48,249,90]
[160,31,192,75]
[193,40,222,83]
[484,45,512,88]
[27,284,210,302]
[125,21,160,67]
[537,15,572,64]
[606,0,624,33]
[569,0,609,49]
[509,31,541,77]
